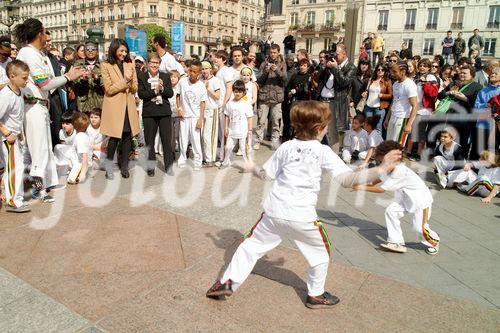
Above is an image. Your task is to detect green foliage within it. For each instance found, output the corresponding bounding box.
[137,24,171,52]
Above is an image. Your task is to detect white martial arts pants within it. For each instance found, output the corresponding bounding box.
[178,117,202,168]
[385,203,440,248]
[222,135,252,166]
[447,169,477,187]
[433,156,456,175]
[1,140,25,208]
[221,213,331,297]
[202,109,219,163]
[24,104,58,187]
[386,116,409,146]
[218,108,225,161]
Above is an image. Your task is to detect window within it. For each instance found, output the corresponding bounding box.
[427,8,438,30]
[451,7,464,29]
[198,46,202,55]
[484,38,496,57]
[403,38,413,51]
[149,4,157,15]
[308,0,316,3]
[488,6,500,28]
[306,38,313,54]
[378,10,388,31]
[405,9,416,30]
[423,38,434,56]
[306,11,315,25]
[291,0,299,4]
[323,38,331,50]
[290,13,298,26]
[325,10,334,26]
[190,45,194,56]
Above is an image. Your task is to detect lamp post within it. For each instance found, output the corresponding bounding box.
[0,0,27,35]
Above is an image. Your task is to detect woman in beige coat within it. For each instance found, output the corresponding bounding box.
[101,39,140,179]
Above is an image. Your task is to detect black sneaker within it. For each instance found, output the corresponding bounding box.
[206,280,233,299]
[306,292,340,309]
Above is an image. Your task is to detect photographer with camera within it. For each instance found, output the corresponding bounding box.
[254,44,287,151]
[316,43,357,148]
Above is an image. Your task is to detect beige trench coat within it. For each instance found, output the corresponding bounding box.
[100,61,140,138]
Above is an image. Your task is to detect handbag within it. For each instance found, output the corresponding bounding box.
[435,82,472,114]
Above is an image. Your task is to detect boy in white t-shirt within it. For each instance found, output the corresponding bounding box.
[341,114,368,164]
[220,80,254,168]
[86,108,107,167]
[214,51,234,161]
[201,61,221,166]
[354,140,440,255]
[175,61,208,170]
[54,110,77,174]
[67,112,91,184]
[384,61,418,147]
[206,101,402,308]
[0,60,30,213]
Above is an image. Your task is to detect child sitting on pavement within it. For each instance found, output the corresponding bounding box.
[432,127,465,188]
[342,114,368,164]
[358,115,384,169]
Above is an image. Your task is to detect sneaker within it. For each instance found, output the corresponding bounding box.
[32,190,55,203]
[177,163,186,169]
[425,246,439,255]
[436,172,448,189]
[214,161,222,167]
[253,142,260,150]
[236,149,243,156]
[6,204,31,213]
[380,242,407,253]
[206,280,233,299]
[193,165,201,171]
[305,292,340,309]
[219,162,230,170]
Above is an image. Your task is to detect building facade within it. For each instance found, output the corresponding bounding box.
[364,0,500,60]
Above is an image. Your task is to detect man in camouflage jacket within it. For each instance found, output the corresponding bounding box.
[73,41,104,113]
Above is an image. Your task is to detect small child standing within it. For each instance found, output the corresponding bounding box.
[86,108,107,167]
[168,70,181,153]
[358,115,384,169]
[432,127,464,188]
[176,61,208,170]
[206,101,401,308]
[0,60,30,213]
[220,80,254,168]
[67,112,91,184]
[448,151,499,204]
[342,114,369,164]
[201,61,221,166]
[353,140,440,255]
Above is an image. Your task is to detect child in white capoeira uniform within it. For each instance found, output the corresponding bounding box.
[220,80,253,168]
[201,61,221,166]
[448,151,499,204]
[206,101,402,308]
[432,127,465,188]
[54,111,77,174]
[354,140,440,255]
[341,114,368,164]
[86,108,107,167]
[0,60,30,213]
[67,113,91,184]
[175,61,208,170]
[358,115,384,169]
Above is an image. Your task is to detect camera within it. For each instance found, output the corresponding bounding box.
[325,51,337,62]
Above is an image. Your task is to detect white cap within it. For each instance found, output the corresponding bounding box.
[135,55,145,62]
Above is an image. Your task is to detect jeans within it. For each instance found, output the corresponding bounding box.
[363,105,385,133]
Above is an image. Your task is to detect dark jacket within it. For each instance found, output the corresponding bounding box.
[283,35,296,53]
[400,48,413,61]
[437,80,483,113]
[257,57,287,104]
[434,142,465,169]
[317,61,357,131]
[286,71,311,101]
[350,72,370,105]
[137,71,174,117]
[452,37,466,55]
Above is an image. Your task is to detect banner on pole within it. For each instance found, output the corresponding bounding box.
[171,21,185,55]
[124,26,148,59]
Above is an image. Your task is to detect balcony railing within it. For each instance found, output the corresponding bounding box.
[221,35,233,43]
[404,24,415,30]
[204,36,218,44]
[320,23,340,31]
[450,22,463,29]
[68,35,81,42]
[149,12,158,17]
[89,2,95,6]
[90,18,96,23]
[118,14,125,19]
[108,15,114,20]
[377,24,387,31]
[81,19,86,23]
[99,16,105,21]
[72,19,77,24]
[98,0,104,5]
[132,13,139,18]
[167,13,174,19]
[426,23,437,30]
[208,5,213,10]
[109,34,115,39]
[207,21,213,26]
[296,24,316,33]
[71,4,76,10]
[197,18,203,24]
[189,1,195,6]
[487,22,499,29]
[180,0,186,4]
[80,3,85,8]
[189,17,195,22]
[180,16,186,21]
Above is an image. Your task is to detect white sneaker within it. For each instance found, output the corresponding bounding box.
[177,163,186,169]
[438,173,448,189]
[236,149,243,156]
[380,242,407,253]
[193,165,201,171]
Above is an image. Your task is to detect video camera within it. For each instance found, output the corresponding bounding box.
[324,51,337,62]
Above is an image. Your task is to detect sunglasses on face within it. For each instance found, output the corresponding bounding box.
[85,47,97,52]
[432,65,439,68]
[377,68,385,72]
[389,59,397,63]
[11,48,17,51]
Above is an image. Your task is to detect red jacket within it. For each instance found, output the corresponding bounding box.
[421,81,439,110]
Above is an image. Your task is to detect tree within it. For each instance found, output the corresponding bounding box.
[137,24,171,53]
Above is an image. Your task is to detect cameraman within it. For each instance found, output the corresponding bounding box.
[316,43,356,148]
[255,44,287,150]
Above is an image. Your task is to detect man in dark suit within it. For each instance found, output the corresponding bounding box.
[316,43,356,148]
[137,54,174,176]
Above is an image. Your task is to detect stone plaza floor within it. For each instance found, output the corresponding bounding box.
[0,144,499,332]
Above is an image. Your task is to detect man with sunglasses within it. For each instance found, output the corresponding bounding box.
[73,41,104,114]
[0,36,13,90]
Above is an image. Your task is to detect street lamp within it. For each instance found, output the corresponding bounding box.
[0,0,28,35]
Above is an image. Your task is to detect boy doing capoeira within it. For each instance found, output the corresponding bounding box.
[354,140,440,255]
[206,101,401,308]
[0,60,30,213]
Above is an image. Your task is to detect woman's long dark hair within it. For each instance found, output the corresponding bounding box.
[107,39,131,65]
[371,64,388,81]
[13,18,44,45]
[357,60,372,79]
